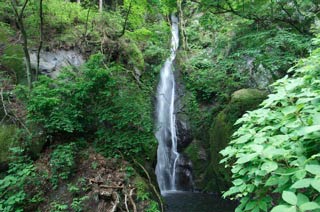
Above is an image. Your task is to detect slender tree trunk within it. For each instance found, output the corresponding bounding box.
[99,0,103,12]
[22,25,32,88]
[77,0,80,4]
[36,0,44,81]
[11,0,32,89]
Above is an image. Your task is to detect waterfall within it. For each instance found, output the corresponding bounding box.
[155,14,180,194]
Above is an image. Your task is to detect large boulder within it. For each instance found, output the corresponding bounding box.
[186,89,267,192]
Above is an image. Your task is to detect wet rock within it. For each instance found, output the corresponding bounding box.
[176,119,193,151]
[184,140,208,189]
[175,154,193,191]
[173,68,194,152]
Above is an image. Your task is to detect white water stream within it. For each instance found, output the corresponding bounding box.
[155,14,180,194]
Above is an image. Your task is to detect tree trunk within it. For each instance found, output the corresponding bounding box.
[118,0,132,37]
[99,0,103,12]
[36,0,44,81]
[77,0,80,4]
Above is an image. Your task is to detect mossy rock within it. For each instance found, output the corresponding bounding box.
[184,140,208,189]
[202,89,267,192]
[0,125,18,170]
[231,88,266,103]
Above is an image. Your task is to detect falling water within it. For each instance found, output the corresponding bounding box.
[155,14,180,194]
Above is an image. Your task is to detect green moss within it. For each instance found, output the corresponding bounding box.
[0,125,18,164]
[202,89,267,192]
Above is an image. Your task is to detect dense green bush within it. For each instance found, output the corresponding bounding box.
[27,53,156,160]
[220,41,320,211]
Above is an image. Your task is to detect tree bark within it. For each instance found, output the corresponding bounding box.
[77,0,80,4]
[36,0,44,81]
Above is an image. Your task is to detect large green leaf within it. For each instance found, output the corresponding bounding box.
[299,202,320,211]
[311,179,320,192]
[236,153,258,164]
[305,165,320,175]
[261,161,278,173]
[282,191,297,205]
[271,205,296,212]
[297,193,309,207]
[291,178,313,189]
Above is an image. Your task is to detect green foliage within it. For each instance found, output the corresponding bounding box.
[125,166,135,178]
[50,143,77,187]
[27,53,156,160]
[135,178,160,212]
[50,201,69,212]
[27,76,84,133]
[71,196,89,212]
[68,178,89,195]
[123,0,148,29]
[199,0,318,34]
[0,148,37,212]
[146,200,160,212]
[220,43,320,211]
[182,9,310,104]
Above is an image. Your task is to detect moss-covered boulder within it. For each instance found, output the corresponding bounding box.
[0,125,18,171]
[199,89,266,192]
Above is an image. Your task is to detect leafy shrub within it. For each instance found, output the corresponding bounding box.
[220,43,320,211]
[27,53,156,160]
[71,196,89,212]
[50,143,77,187]
[0,148,36,212]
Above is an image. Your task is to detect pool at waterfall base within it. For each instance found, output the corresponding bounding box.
[163,191,236,212]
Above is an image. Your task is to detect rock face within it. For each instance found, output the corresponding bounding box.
[176,119,193,152]
[175,154,194,191]
[185,89,267,192]
[172,67,195,191]
[184,140,208,190]
[30,50,84,78]
[174,70,194,152]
